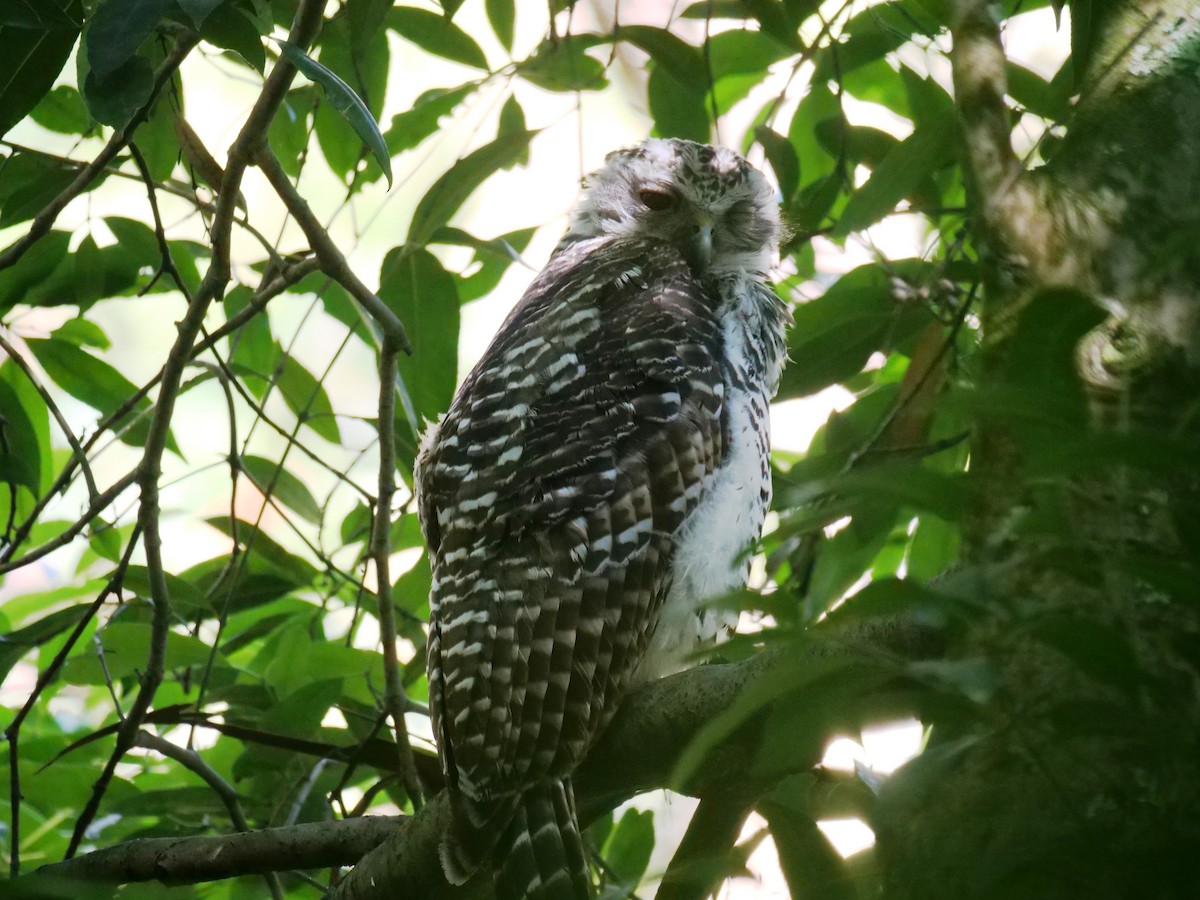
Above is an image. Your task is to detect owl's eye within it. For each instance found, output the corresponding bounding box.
[638,189,675,211]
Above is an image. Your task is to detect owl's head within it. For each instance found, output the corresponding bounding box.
[562,138,781,274]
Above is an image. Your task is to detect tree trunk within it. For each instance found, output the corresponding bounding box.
[874,4,1200,897]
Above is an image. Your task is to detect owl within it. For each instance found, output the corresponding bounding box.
[415,138,789,899]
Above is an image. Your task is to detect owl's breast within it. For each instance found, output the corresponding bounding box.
[637,306,777,682]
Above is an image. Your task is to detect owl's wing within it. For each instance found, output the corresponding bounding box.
[417,236,727,807]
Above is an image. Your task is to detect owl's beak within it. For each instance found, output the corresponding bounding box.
[684,221,713,272]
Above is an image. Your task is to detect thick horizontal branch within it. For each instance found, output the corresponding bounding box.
[35,615,937,896]
[36,816,405,884]
[332,615,938,899]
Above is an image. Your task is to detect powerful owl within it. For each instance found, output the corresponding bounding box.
[415,138,789,899]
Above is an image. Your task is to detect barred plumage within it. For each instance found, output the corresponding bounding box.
[416,139,789,899]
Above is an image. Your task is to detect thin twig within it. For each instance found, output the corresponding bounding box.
[253,147,412,354]
[370,339,424,809]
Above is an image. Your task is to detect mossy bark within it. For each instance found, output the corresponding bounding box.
[876,4,1200,897]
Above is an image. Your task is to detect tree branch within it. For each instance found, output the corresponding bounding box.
[33,614,937,893]
[37,816,406,884]
[64,0,331,857]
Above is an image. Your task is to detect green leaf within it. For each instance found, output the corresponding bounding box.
[388,6,487,70]
[619,25,707,84]
[602,808,655,887]
[83,53,154,127]
[133,94,180,182]
[28,84,90,134]
[266,86,315,177]
[202,0,267,72]
[407,129,537,247]
[240,454,324,524]
[835,110,957,235]
[0,604,92,683]
[0,0,82,137]
[177,0,225,27]
[379,248,460,425]
[776,262,933,398]
[709,29,798,80]
[63,621,224,684]
[754,125,798,201]
[344,0,393,56]
[0,359,52,496]
[430,225,535,303]
[788,82,839,188]
[52,318,110,349]
[24,338,178,452]
[85,0,172,78]
[1006,61,1071,121]
[0,153,78,228]
[278,39,392,186]
[517,35,608,92]
[497,94,529,168]
[122,565,210,611]
[276,354,342,443]
[0,0,81,28]
[311,15,389,181]
[0,376,41,492]
[384,84,472,155]
[485,0,514,51]
[204,516,321,584]
[648,63,709,143]
[1004,288,1105,429]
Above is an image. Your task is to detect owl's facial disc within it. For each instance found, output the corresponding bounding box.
[564,138,780,275]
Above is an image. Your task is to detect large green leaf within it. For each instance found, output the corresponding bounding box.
[0,360,51,499]
[28,84,90,134]
[601,808,655,888]
[648,63,709,143]
[0,153,77,228]
[24,338,178,452]
[388,6,487,70]
[619,25,707,84]
[384,84,473,155]
[278,39,392,186]
[762,799,858,900]
[407,130,537,247]
[0,603,91,683]
[240,454,324,525]
[485,0,514,51]
[379,247,460,425]
[63,621,225,683]
[835,110,957,235]
[85,0,173,78]
[201,0,267,72]
[311,15,389,180]
[83,53,154,127]
[517,35,608,92]
[276,354,342,443]
[0,0,82,137]
[776,262,934,398]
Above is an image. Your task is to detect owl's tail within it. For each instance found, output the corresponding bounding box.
[440,780,590,899]
[495,779,591,900]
